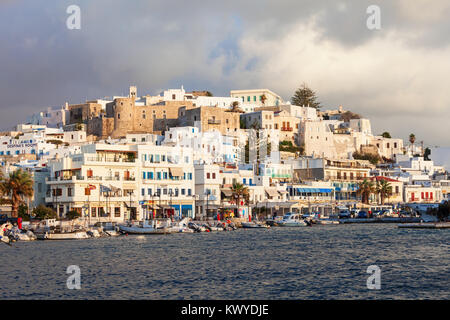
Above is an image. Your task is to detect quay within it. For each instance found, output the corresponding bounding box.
[397,222,450,229]
[338,217,422,224]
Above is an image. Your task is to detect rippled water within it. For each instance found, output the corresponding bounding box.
[1,224,449,300]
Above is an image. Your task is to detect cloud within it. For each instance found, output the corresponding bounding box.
[0,0,448,146]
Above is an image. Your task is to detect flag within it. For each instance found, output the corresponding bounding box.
[100,185,112,194]
[88,184,96,190]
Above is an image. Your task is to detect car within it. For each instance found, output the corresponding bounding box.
[350,209,360,218]
[372,210,382,217]
[357,211,368,218]
[338,210,351,219]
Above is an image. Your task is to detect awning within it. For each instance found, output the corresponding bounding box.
[278,190,288,194]
[221,189,233,197]
[265,188,279,198]
[319,188,333,193]
[169,167,184,177]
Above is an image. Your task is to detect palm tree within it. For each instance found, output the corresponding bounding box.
[357,179,375,204]
[376,179,392,205]
[231,182,249,218]
[409,133,416,154]
[0,169,34,218]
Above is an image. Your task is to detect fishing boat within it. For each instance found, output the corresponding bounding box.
[277,213,308,227]
[241,222,270,229]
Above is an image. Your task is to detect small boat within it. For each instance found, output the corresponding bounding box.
[241,222,270,229]
[11,228,37,241]
[104,229,121,237]
[119,219,175,234]
[188,222,207,232]
[1,223,16,245]
[35,231,90,240]
[314,219,340,225]
[87,229,101,238]
[277,213,308,227]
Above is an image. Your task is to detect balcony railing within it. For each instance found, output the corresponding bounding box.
[85,156,136,163]
[208,119,221,125]
[281,127,293,132]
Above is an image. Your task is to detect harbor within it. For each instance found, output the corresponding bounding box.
[1,223,448,300]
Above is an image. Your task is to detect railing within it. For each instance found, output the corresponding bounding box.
[208,120,221,124]
[85,156,136,163]
[281,127,293,132]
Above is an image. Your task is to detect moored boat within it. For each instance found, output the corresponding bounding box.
[241,222,270,229]
[277,213,308,227]
[35,231,89,240]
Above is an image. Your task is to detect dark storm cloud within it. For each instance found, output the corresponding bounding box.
[0,0,449,144]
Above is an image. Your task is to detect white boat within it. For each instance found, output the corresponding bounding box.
[277,213,308,227]
[119,219,174,234]
[11,228,37,241]
[315,219,340,225]
[241,222,270,229]
[36,231,89,240]
[87,229,101,238]
[1,223,15,245]
[104,230,121,237]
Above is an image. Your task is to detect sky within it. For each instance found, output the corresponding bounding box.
[1,0,450,147]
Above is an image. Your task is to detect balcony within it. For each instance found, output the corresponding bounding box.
[85,156,136,163]
[208,119,221,125]
[280,127,293,132]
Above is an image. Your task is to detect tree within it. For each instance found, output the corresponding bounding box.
[353,151,380,165]
[376,179,392,205]
[357,179,375,204]
[32,205,57,220]
[261,94,267,105]
[0,169,34,218]
[231,182,249,218]
[424,147,431,161]
[18,203,31,221]
[291,83,321,109]
[66,210,81,220]
[409,133,416,153]
[228,101,243,113]
[381,132,391,139]
[340,111,361,122]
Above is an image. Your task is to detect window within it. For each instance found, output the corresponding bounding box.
[85,188,91,196]
[91,207,97,217]
[181,189,185,195]
[212,173,216,179]
[157,172,161,180]
[188,189,192,196]
[142,188,145,196]
[207,173,210,179]
[67,188,73,197]
[114,207,121,217]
